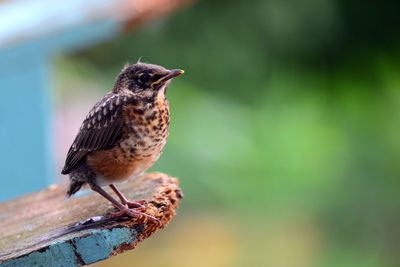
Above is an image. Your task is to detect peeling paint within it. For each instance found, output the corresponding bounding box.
[0,227,137,267]
[73,228,137,265]
[1,242,77,267]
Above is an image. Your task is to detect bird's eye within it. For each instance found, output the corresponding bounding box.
[138,74,150,83]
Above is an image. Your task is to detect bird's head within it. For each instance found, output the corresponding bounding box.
[113,62,184,99]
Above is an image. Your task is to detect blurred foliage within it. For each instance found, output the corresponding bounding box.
[56,0,400,266]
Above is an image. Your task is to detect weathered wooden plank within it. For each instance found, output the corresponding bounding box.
[0,172,182,266]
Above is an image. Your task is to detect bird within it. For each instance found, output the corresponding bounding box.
[61,62,184,222]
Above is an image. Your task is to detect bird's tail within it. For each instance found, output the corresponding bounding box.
[67,179,85,197]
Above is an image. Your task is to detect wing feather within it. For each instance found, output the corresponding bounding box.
[61,93,131,174]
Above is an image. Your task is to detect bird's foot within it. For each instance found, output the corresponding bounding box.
[112,200,147,212]
[125,199,147,209]
[109,207,158,223]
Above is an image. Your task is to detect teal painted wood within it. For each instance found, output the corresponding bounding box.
[1,242,77,267]
[0,226,138,267]
[73,228,138,265]
[0,52,52,201]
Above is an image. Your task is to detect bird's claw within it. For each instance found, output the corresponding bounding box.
[109,207,158,223]
[125,199,147,209]
[112,200,147,212]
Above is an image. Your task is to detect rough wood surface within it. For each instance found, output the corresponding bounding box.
[0,172,182,266]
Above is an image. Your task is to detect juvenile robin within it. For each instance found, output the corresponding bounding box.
[61,62,184,222]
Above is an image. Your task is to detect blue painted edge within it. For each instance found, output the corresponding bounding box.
[74,228,138,265]
[0,227,138,267]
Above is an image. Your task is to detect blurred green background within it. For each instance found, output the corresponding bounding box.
[53,0,400,266]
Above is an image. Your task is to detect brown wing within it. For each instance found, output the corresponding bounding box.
[61,93,131,174]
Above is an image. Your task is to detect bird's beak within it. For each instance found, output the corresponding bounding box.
[151,69,184,88]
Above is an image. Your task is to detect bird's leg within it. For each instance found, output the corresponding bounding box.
[109,184,147,210]
[89,183,157,223]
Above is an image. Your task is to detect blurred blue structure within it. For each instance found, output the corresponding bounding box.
[0,0,187,201]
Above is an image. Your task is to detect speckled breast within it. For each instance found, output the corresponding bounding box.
[88,99,170,182]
